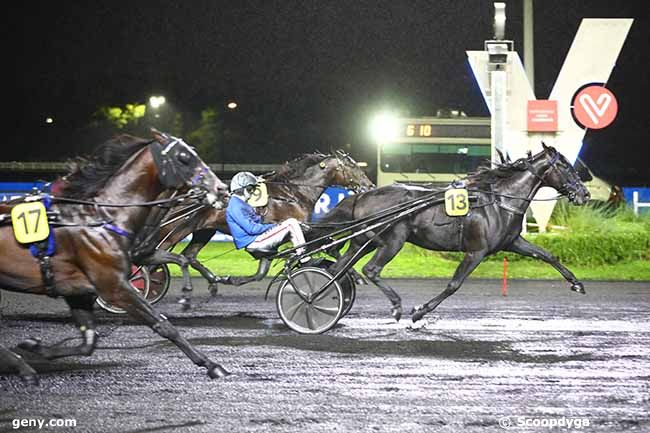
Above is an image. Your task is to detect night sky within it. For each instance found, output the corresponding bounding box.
[6,0,650,185]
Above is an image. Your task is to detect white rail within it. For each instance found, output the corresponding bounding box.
[633,191,650,216]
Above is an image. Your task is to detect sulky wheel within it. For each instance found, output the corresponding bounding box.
[146,264,171,305]
[96,265,150,314]
[339,271,357,317]
[314,259,356,317]
[276,267,344,334]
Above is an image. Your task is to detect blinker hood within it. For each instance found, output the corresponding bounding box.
[149,140,201,188]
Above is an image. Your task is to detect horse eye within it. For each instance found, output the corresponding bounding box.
[178,152,191,165]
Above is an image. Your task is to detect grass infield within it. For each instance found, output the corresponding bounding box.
[168,241,650,281]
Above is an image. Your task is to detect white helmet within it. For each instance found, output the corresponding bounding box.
[230,171,258,193]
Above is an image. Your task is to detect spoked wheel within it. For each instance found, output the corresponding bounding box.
[146,264,171,305]
[96,265,151,314]
[339,272,357,317]
[314,259,357,317]
[276,267,344,334]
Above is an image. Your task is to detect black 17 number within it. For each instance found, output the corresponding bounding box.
[16,209,41,234]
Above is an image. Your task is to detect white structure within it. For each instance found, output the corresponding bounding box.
[632,191,650,216]
[467,18,633,231]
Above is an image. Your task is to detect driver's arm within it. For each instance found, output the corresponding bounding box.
[230,201,276,235]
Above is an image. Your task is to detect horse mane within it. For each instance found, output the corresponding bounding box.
[60,134,152,199]
[269,152,329,181]
[465,157,529,188]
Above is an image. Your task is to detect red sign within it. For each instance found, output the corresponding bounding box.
[571,84,618,129]
[527,100,558,132]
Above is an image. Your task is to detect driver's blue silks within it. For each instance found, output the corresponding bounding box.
[225,195,276,249]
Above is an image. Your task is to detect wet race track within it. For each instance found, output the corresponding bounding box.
[1,278,649,432]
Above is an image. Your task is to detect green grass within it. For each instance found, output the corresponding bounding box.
[167,203,650,281]
[169,241,650,281]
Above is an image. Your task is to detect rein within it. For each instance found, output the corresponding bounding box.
[50,190,206,208]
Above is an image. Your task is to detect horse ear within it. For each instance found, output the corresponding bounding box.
[495,149,507,165]
[542,141,549,150]
[150,127,169,143]
[527,150,533,161]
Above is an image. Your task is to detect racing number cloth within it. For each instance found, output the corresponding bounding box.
[11,201,50,244]
[247,182,269,207]
[444,188,469,217]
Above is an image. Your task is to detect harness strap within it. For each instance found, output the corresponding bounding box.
[38,255,57,298]
[496,199,526,216]
[27,194,58,297]
[102,223,133,238]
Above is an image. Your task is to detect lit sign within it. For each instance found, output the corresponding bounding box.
[571,84,618,130]
[405,124,433,137]
[527,100,558,132]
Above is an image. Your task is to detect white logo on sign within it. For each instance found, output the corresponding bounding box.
[578,93,612,125]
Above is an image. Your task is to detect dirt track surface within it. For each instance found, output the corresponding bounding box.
[1,278,649,432]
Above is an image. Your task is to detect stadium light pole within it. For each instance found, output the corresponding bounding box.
[369,111,399,144]
[148,95,166,119]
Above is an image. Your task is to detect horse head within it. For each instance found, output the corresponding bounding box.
[150,129,229,208]
[535,143,590,205]
[318,150,375,193]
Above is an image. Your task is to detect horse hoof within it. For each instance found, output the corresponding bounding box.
[177,298,192,311]
[391,306,402,322]
[17,338,41,353]
[410,305,426,323]
[207,364,231,379]
[20,373,39,386]
[571,282,586,294]
[208,283,219,297]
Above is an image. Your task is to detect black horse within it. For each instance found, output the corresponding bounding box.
[322,144,590,322]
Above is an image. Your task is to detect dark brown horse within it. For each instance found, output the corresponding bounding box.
[147,151,375,307]
[0,131,230,383]
[321,144,590,322]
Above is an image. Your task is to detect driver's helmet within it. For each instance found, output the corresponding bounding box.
[230,171,258,194]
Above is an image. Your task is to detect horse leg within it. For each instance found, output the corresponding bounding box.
[225,258,272,286]
[139,250,195,309]
[180,229,224,296]
[412,250,487,322]
[359,228,409,321]
[18,294,97,359]
[506,235,585,294]
[0,344,38,385]
[100,278,229,379]
[328,246,367,285]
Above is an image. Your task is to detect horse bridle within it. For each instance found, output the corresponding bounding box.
[490,150,581,216]
[330,153,367,193]
[525,151,582,199]
[149,137,211,191]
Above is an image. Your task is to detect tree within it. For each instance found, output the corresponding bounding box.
[188,107,222,162]
[95,103,146,130]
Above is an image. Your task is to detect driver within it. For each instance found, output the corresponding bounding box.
[226,171,309,262]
